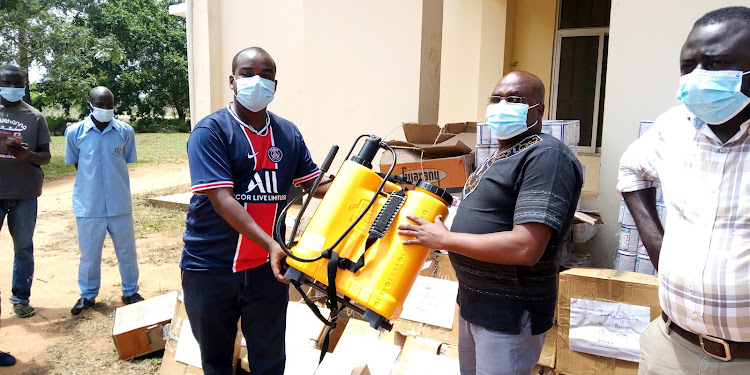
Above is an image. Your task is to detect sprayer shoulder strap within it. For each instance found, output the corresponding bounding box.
[291,280,332,328]
[290,278,338,364]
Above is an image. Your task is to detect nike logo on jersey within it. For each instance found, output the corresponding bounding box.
[247,152,259,160]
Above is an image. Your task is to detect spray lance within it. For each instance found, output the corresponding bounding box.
[274,134,453,359]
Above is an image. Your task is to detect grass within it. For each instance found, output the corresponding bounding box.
[28,301,164,375]
[43,133,190,180]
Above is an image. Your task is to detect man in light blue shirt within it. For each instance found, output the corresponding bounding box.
[64,86,142,315]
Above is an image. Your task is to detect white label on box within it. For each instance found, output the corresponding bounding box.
[112,291,178,335]
[568,298,651,362]
[400,276,458,329]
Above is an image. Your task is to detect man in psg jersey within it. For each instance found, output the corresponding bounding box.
[182,47,329,375]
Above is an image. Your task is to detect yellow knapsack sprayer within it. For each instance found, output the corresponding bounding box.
[275,135,452,356]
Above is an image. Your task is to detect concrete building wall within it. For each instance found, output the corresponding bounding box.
[217,0,306,124]
[504,0,557,114]
[580,0,746,266]
[302,1,443,163]
[438,0,508,124]
[185,0,443,165]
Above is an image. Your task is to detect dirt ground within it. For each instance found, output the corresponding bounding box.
[0,161,191,374]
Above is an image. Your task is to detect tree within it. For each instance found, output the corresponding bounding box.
[0,0,65,103]
[0,0,189,120]
[84,0,189,120]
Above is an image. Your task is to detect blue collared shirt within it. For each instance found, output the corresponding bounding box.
[64,115,137,217]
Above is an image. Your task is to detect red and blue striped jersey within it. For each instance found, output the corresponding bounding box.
[182,105,320,272]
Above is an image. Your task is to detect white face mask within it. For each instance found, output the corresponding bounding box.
[90,104,115,123]
[234,75,275,112]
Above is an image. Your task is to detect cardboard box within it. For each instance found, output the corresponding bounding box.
[312,318,404,375]
[160,294,242,375]
[542,120,580,147]
[638,121,654,138]
[556,268,660,375]
[393,253,460,345]
[476,123,499,146]
[112,291,179,360]
[380,122,476,192]
[532,365,557,375]
[390,336,460,375]
[538,326,557,369]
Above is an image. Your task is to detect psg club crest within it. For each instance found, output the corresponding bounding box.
[268,146,283,163]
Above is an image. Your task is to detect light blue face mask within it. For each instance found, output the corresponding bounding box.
[90,104,115,123]
[677,68,750,124]
[0,87,25,103]
[234,75,275,112]
[485,100,539,140]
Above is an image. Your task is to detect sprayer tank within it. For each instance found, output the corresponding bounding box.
[286,159,450,321]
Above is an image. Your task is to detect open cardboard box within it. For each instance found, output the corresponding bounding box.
[572,211,603,243]
[380,122,476,193]
[112,291,179,360]
[160,294,242,375]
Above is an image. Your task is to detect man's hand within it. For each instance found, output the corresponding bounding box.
[4,142,30,160]
[397,215,449,249]
[268,241,291,284]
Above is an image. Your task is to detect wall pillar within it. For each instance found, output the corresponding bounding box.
[186,0,224,128]
[438,0,509,124]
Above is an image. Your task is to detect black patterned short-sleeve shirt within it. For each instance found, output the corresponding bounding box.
[450,133,583,335]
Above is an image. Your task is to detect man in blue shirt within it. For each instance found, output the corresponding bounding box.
[182,47,329,375]
[65,86,143,315]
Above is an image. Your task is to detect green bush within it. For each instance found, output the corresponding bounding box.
[132,117,191,133]
[46,116,79,136]
[44,116,190,135]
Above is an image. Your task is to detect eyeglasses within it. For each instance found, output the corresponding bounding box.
[487,96,537,106]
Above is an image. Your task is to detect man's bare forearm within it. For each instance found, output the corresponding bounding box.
[622,188,663,270]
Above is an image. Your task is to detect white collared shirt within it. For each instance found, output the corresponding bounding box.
[618,105,750,341]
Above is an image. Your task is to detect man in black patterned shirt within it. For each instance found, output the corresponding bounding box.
[399,71,582,375]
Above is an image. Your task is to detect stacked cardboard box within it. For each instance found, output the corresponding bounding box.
[475,120,580,169]
[542,120,580,156]
[615,120,665,275]
[287,253,462,375]
[380,122,476,193]
[555,268,660,375]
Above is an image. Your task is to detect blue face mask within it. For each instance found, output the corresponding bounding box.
[677,68,750,124]
[0,87,25,103]
[234,75,275,112]
[485,100,539,140]
[90,104,115,123]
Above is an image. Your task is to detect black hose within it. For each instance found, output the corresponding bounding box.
[274,136,398,264]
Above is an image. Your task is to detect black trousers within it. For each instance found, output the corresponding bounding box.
[182,263,289,375]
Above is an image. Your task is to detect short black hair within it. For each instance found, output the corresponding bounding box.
[695,6,750,28]
[0,64,23,75]
[231,47,276,74]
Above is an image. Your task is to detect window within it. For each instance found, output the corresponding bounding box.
[551,0,611,153]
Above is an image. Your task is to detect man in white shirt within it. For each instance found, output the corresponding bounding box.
[618,6,750,374]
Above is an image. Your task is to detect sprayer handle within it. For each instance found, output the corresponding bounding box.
[321,145,339,173]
